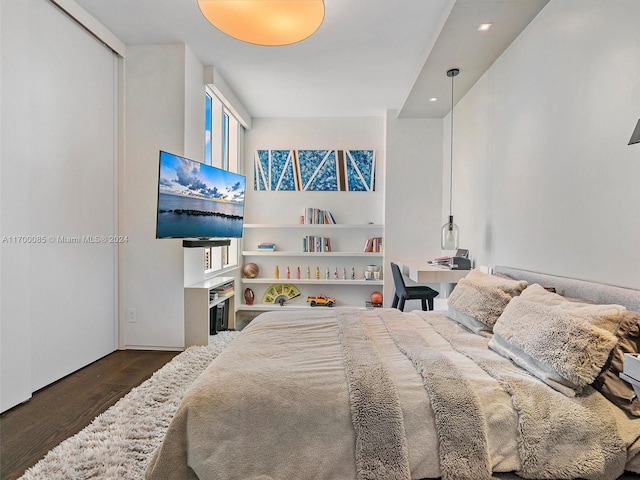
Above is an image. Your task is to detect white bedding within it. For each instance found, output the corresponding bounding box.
[145,307,640,480]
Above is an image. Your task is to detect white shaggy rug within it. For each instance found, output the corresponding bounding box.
[19,332,239,480]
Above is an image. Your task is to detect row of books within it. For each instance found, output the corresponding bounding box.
[363,236,383,253]
[303,207,337,224]
[303,235,332,252]
[210,281,234,300]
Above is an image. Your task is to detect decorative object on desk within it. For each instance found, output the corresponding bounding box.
[429,255,452,266]
[254,150,375,191]
[262,283,301,305]
[243,288,255,306]
[242,262,259,278]
[629,118,640,145]
[451,257,471,270]
[197,0,324,47]
[441,68,460,250]
[370,291,383,305]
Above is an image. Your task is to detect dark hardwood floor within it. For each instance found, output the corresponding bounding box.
[0,349,180,480]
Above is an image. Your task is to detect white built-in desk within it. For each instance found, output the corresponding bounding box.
[408,265,469,284]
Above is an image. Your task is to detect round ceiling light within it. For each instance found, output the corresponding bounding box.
[198,0,325,46]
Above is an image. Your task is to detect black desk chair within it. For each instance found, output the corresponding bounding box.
[390,262,439,311]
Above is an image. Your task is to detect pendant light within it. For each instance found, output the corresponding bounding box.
[629,119,640,145]
[198,0,325,46]
[441,68,460,250]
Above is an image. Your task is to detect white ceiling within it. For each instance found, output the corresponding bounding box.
[72,0,549,119]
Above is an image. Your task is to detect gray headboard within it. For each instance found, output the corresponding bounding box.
[494,266,640,312]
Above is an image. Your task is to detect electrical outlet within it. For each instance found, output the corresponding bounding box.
[127,308,137,323]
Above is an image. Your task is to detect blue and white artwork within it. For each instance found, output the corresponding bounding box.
[254,150,376,191]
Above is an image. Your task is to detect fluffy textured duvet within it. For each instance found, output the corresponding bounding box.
[145,308,640,480]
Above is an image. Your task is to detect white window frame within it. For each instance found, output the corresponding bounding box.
[204,88,243,274]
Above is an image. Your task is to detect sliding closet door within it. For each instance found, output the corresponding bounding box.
[1,0,117,408]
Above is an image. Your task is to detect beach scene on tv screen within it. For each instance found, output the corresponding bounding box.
[157,152,245,238]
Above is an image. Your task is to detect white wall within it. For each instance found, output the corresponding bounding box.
[120,44,205,349]
[384,112,444,305]
[244,117,385,224]
[448,0,640,289]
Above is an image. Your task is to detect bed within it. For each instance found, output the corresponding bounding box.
[145,266,640,480]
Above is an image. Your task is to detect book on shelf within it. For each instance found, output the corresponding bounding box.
[302,235,332,252]
[303,207,337,224]
[363,236,383,253]
[211,281,234,296]
[257,242,276,251]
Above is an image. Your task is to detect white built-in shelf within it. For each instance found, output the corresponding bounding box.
[236,304,372,311]
[240,222,385,312]
[241,278,383,286]
[208,292,234,308]
[184,276,236,346]
[243,250,383,257]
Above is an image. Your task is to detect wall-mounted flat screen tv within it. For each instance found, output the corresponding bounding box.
[156,150,245,239]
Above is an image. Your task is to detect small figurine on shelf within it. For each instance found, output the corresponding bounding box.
[325,267,330,279]
[342,267,347,280]
[307,294,336,307]
[243,288,255,306]
[297,266,301,279]
[315,267,320,279]
[306,266,311,279]
[366,291,383,310]
[275,265,280,279]
[286,266,291,279]
[351,267,356,280]
[333,268,338,279]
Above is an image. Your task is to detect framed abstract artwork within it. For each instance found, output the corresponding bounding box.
[254,149,376,191]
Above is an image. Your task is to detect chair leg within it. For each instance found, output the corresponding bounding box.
[398,297,406,312]
[428,298,435,311]
[421,298,428,311]
[392,294,399,309]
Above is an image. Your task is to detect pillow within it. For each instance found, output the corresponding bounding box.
[592,310,640,416]
[489,284,627,396]
[446,269,528,336]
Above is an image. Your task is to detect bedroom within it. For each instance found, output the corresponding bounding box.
[1,0,639,478]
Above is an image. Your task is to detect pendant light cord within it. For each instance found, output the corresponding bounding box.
[449,73,454,218]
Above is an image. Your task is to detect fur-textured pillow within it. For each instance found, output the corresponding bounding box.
[489,284,627,396]
[446,269,528,335]
[592,310,640,416]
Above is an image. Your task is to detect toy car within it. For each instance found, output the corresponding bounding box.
[307,294,335,307]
